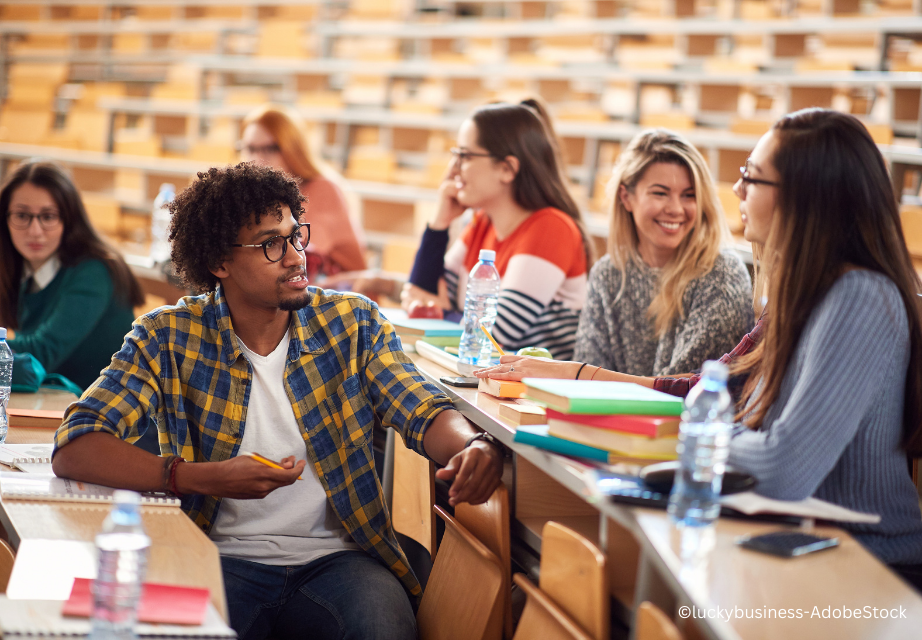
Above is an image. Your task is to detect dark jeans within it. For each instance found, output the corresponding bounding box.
[221,550,417,640]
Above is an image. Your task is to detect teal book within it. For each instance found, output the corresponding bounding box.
[513,425,611,463]
[523,379,684,416]
[385,313,464,338]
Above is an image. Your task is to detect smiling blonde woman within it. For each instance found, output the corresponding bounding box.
[573,129,752,376]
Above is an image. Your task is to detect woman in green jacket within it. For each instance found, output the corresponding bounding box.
[0,162,144,389]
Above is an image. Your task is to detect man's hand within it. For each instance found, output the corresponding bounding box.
[435,441,503,506]
[177,455,307,499]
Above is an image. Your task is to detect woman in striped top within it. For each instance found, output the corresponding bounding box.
[403,99,592,359]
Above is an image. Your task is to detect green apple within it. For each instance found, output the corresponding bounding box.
[516,346,553,359]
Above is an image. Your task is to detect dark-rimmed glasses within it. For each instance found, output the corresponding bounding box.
[739,164,780,191]
[7,210,62,230]
[450,148,496,162]
[231,223,310,263]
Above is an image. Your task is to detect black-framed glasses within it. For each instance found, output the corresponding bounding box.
[236,142,281,156]
[739,165,780,190]
[231,223,310,263]
[450,147,496,162]
[7,210,62,230]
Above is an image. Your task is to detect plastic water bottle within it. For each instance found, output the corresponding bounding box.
[90,491,151,640]
[667,361,734,527]
[0,328,12,403]
[0,327,13,441]
[149,183,175,264]
[457,249,501,375]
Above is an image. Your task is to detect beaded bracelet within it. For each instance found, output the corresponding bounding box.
[575,362,588,380]
[161,455,178,493]
[168,456,184,498]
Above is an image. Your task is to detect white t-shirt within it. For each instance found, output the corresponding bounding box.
[210,328,358,565]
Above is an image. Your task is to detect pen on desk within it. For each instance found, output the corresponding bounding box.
[244,451,304,480]
[479,323,506,356]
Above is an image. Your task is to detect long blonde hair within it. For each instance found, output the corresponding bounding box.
[242,104,321,182]
[608,129,730,336]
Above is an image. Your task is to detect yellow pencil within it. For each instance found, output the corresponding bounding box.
[479,323,506,356]
[246,451,304,480]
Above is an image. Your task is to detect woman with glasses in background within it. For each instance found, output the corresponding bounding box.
[239,105,366,281]
[0,162,143,389]
[400,98,593,360]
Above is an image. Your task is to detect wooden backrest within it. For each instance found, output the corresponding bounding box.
[512,574,593,640]
[454,484,511,639]
[391,433,436,555]
[539,521,609,640]
[0,539,15,593]
[417,506,504,640]
[635,601,684,640]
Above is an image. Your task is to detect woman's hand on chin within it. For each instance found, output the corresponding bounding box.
[474,355,581,381]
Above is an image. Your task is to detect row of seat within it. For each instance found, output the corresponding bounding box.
[392,434,686,640]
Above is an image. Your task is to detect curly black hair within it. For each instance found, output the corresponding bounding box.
[168,163,305,293]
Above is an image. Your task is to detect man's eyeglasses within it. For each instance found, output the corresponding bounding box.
[231,223,310,263]
[236,142,281,156]
[7,210,62,230]
[739,164,780,190]
[450,148,496,162]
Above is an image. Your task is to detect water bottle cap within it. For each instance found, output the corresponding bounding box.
[112,490,142,506]
[0,328,5,339]
[478,249,496,262]
[159,183,175,194]
[701,360,728,382]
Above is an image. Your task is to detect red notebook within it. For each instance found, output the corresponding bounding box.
[62,578,210,625]
[545,408,681,438]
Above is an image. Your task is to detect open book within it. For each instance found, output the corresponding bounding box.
[0,443,54,474]
[720,491,881,524]
[0,597,235,638]
[0,472,180,506]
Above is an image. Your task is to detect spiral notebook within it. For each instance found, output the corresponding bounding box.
[0,596,236,638]
[0,471,180,506]
[0,443,55,474]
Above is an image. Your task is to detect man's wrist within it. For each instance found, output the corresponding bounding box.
[173,460,210,496]
[464,431,505,457]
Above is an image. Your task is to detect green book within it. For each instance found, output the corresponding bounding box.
[513,426,611,463]
[523,379,684,416]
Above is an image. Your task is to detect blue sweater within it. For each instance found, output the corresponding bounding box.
[729,270,922,565]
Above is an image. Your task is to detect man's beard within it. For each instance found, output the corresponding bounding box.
[279,291,311,311]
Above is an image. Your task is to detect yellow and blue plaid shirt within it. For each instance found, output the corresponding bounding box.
[55,285,453,601]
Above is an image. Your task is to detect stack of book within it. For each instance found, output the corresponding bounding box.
[514,379,684,463]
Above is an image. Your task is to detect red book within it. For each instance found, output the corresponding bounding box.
[62,578,210,626]
[545,408,680,438]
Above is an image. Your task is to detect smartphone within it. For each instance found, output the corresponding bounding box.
[440,376,480,388]
[736,531,839,558]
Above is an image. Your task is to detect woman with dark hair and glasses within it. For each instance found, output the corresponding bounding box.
[397,98,593,360]
[0,161,144,389]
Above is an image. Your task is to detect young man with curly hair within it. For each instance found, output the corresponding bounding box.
[52,163,503,640]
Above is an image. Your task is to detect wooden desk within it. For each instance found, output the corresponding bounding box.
[1,393,227,620]
[9,390,78,412]
[407,351,922,640]
[6,391,76,444]
[0,501,228,622]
